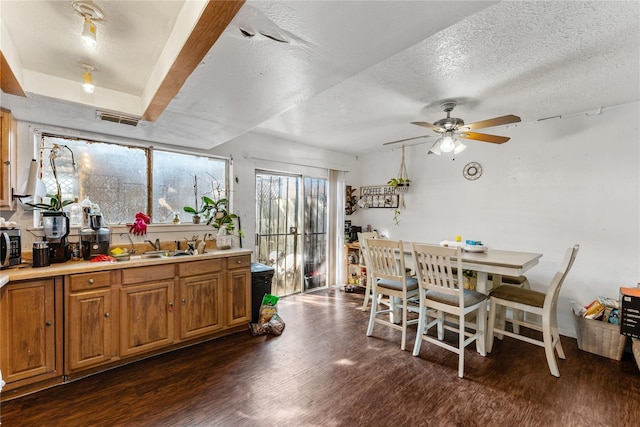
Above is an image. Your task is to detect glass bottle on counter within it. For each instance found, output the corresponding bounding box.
[70,198,82,227]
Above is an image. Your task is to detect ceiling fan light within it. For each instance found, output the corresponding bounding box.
[82,17,97,48]
[82,70,94,93]
[429,139,442,155]
[453,140,467,155]
[439,132,457,153]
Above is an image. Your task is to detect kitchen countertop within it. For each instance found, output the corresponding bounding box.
[1,248,252,284]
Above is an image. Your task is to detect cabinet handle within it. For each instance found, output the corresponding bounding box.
[237,260,242,264]
[88,278,94,285]
[168,302,174,312]
[45,321,52,326]
[182,298,186,304]
[105,312,110,318]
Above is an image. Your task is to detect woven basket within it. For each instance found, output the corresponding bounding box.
[574,314,627,361]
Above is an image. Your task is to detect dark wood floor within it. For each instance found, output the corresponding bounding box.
[2,287,639,426]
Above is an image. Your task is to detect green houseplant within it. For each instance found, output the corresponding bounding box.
[26,193,74,212]
[183,176,215,224]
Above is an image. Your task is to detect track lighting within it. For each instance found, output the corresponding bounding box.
[82,17,97,48]
[72,1,104,48]
[82,65,95,93]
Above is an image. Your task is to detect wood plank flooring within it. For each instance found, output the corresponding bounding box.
[2,287,639,426]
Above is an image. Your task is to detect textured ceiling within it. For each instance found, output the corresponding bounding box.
[1,1,638,154]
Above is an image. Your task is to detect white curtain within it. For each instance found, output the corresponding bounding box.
[328,169,346,286]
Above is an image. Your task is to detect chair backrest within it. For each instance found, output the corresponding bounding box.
[366,238,407,286]
[411,243,464,300]
[544,244,580,312]
[357,232,379,269]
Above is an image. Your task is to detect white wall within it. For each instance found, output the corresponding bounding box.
[349,101,640,337]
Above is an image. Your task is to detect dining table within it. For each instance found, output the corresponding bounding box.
[398,242,543,354]
[402,242,543,294]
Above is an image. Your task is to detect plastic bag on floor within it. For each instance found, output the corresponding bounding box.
[250,294,286,336]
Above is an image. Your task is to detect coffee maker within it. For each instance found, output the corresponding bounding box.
[42,212,71,263]
[79,213,111,260]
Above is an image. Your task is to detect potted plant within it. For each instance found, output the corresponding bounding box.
[183,176,213,223]
[26,193,74,212]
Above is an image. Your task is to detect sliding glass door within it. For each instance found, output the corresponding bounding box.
[255,172,328,296]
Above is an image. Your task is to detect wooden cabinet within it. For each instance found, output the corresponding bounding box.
[0,278,62,391]
[3,251,254,400]
[178,259,224,340]
[66,271,118,372]
[225,255,251,327]
[0,108,17,210]
[120,264,175,358]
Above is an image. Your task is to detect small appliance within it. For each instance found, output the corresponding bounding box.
[79,213,111,260]
[1,228,21,267]
[42,212,71,263]
[32,241,50,267]
[349,225,362,242]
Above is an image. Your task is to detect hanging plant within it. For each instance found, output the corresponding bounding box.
[387,145,411,195]
[387,145,410,225]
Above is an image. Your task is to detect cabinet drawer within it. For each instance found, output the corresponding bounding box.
[177,258,222,277]
[227,255,251,270]
[69,271,112,291]
[122,264,175,285]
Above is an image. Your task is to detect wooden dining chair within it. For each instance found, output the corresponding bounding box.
[487,244,580,377]
[357,231,379,311]
[411,243,488,378]
[365,238,419,351]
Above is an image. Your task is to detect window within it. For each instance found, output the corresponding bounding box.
[38,133,227,224]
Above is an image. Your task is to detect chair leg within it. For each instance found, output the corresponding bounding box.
[542,318,560,377]
[437,311,445,340]
[413,304,426,356]
[551,310,565,360]
[361,276,372,311]
[400,298,407,351]
[513,308,523,334]
[487,298,497,353]
[458,313,466,378]
[366,290,377,337]
[476,301,487,356]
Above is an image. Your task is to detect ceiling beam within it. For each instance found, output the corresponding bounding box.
[142,0,245,122]
[0,51,26,97]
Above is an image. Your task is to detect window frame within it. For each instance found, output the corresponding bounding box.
[33,129,230,227]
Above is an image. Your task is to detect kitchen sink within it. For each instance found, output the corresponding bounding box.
[141,250,193,258]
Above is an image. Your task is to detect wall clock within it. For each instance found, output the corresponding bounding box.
[463,162,482,181]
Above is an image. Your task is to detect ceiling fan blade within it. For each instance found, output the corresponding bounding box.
[382,134,433,146]
[460,114,521,131]
[411,121,442,132]
[458,131,510,144]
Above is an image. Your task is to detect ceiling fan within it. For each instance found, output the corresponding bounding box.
[384,101,521,155]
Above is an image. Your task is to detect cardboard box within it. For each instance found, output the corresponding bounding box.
[620,287,640,338]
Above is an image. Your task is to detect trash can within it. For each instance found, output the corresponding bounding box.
[251,262,275,323]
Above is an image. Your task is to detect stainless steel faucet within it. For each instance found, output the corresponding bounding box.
[144,238,161,251]
[119,233,137,254]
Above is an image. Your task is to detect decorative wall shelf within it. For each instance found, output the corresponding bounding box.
[358,186,399,209]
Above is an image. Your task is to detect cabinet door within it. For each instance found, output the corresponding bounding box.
[0,278,62,386]
[120,280,174,358]
[225,269,251,327]
[67,289,114,371]
[0,109,17,210]
[179,273,223,340]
